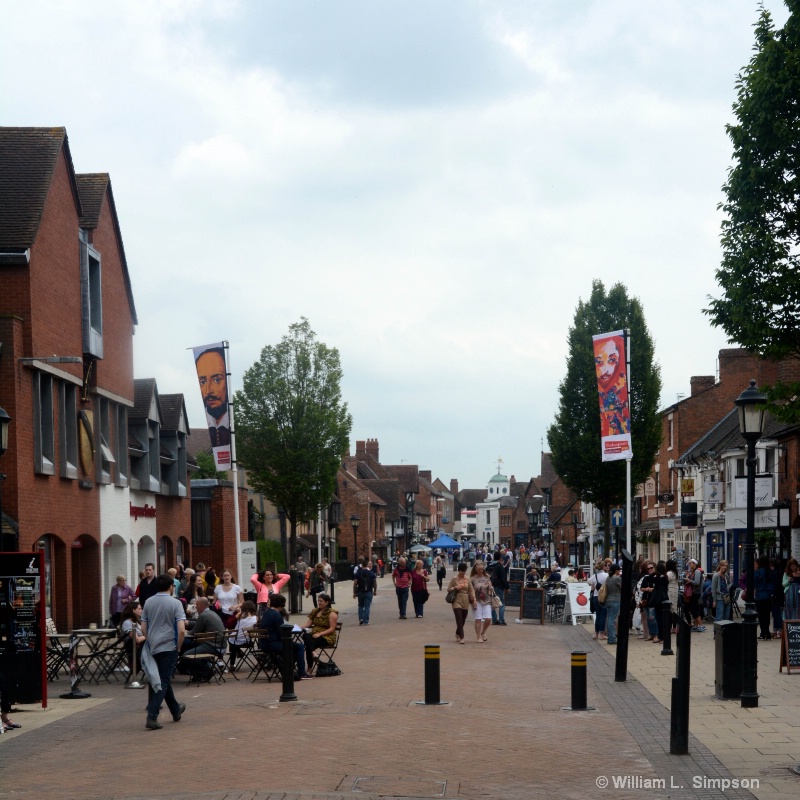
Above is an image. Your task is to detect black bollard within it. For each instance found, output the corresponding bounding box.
[661,600,674,656]
[329,570,336,603]
[279,623,297,702]
[571,651,587,709]
[416,644,448,705]
[424,645,440,704]
[670,614,691,754]
[562,650,595,711]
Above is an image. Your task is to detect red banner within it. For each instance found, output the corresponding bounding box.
[592,330,632,462]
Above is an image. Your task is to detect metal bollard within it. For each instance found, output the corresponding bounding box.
[279,623,297,702]
[670,615,691,754]
[661,600,674,656]
[416,645,448,705]
[562,651,595,711]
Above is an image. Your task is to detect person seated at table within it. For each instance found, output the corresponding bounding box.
[525,568,540,588]
[258,594,311,679]
[547,566,562,583]
[120,600,146,663]
[228,601,258,670]
[179,597,225,680]
[181,573,205,621]
[299,593,338,673]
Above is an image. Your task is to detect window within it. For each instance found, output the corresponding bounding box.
[33,372,55,475]
[58,382,78,479]
[486,510,491,524]
[80,232,103,358]
[191,494,212,546]
[668,414,674,450]
[96,398,114,484]
[115,405,128,487]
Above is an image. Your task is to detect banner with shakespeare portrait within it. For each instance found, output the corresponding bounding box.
[592,330,632,462]
[191,341,232,471]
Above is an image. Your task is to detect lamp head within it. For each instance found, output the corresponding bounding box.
[734,379,767,439]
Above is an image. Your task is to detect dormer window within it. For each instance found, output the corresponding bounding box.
[80,230,103,358]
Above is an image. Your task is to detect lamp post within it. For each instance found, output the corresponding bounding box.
[735,379,766,709]
[0,406,10,548]
[405,491,415,556]
[350,514,360,567]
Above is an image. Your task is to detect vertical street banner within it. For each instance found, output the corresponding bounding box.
[592,330,632,462]
[192,342,232,471]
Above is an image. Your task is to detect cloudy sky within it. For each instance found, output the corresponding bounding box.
[2,1,788,490]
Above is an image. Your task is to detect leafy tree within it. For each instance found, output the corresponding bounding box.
[193,450,228,480]
[234,318,352,564]
[707,3,800,421]
[547,281,662,552]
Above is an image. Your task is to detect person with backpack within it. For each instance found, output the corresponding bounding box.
[589,561,609,640]
[353,559,377,625]
[488,551,509,626]
[392,557,413,619]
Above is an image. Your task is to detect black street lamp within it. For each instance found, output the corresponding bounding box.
[0,405,10,548]
[734,379,767,709]
[350,514,360,566]
[405,491,415,555]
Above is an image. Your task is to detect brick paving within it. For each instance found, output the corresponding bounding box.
[1,578,797,800]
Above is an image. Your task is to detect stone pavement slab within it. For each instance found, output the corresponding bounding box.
[0,575,791,800]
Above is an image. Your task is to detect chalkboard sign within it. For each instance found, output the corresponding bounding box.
[505,581,522,608]
[780,620,800,674]
[509,568,526,584]
[520,588,545,624]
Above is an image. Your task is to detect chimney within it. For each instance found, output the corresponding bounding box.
[450,479,459,495]
[356,440,366,456]
[690,376,715,396]
[419,470,432,481]
[366,438,379,462]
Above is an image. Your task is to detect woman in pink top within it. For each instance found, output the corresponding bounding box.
[251,568,290,620]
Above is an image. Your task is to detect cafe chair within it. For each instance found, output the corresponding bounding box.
[247,630,283,683]
[549,594,566,624]
[46,634,72,681]
[308,622,342,676]
[181,632,227,685]
[81,631,128,684]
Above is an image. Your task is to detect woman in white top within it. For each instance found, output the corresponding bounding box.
[213,570,244,626]
[228,600,258,670]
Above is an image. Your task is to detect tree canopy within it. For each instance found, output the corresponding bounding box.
[547,281,662,550]
[234,318,352,560]
[707,2,800,420]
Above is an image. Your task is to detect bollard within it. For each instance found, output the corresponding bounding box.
[415,645,448,705]
[670,614,691,754]
[289,569,300,616]
[562,651,595,711]
[279,623,297,702]
[329,572,336,603]
[571,650,587,709]
[661,600,674,656]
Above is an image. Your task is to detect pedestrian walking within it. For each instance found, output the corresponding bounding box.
[392,557,413,619]
[140,574,186,730]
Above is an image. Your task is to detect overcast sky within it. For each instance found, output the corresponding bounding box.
[2,1,788,490]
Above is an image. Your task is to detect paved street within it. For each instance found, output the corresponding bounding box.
[2,576,799,800]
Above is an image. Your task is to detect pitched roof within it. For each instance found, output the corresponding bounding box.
[159,393,187,431]
[382,465,419,494]
[0,127,81,250]
[75,172,138,325]
[187,427,212,459]
[131,378,161,422]
[455,489,485,509]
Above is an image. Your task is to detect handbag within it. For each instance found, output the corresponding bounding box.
[684,583,693,599]
[598,581,608,604]
[445,589,457,604]
[490,592,503,610]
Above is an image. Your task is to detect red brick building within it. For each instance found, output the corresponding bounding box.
[0,127,194,629]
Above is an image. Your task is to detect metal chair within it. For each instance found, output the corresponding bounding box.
[309,622,342,675]
[731,587,743,619]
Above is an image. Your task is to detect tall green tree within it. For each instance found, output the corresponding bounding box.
[547,281,662,552]
[707,3,800,421]
[234,318,352,563]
